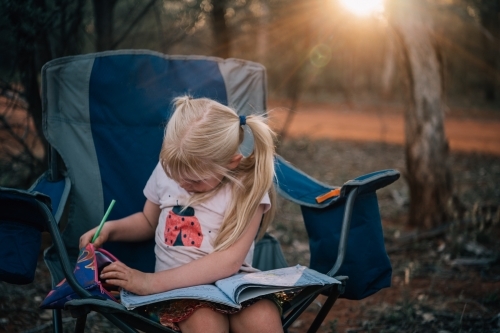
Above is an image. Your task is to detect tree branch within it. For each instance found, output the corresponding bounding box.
[111,0,157,49]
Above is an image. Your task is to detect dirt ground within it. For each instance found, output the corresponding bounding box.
[270,100,500,333]
[267,99,500,155]
[1,100,499,332]
[276,139,500,333]
[269,100,500,333]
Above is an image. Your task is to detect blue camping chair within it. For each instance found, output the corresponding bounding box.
[0,50,399,333]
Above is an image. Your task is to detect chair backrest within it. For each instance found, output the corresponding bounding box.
[42,50,267,281]
[42,50,396,301]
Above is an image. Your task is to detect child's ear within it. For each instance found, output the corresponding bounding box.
[228,154,243,169]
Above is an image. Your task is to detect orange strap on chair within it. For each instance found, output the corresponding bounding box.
[316,188,341,203]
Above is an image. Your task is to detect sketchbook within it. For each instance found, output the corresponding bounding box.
[120,265,340,310]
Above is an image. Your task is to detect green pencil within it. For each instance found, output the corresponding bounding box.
[91,199,116,243]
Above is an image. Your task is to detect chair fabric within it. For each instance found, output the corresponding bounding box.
[252,233,288,271]
[275,157,399,299]
[30,171,71,222]
[0,188,50,284]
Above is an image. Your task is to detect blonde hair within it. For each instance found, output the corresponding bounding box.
[160,96,276,251]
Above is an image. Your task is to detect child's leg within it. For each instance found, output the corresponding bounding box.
[177,307,229,333]
[229,299,283,333]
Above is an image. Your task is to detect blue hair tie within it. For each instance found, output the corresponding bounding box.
[239,115,246,126]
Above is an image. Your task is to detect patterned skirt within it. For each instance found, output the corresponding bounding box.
[136,291,297,331]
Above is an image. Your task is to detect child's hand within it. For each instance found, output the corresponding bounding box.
[100,261,153,296]
[79,225,109,249]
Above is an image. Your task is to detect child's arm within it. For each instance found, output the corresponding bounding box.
[79,199,160,249]
[100,204,266,295]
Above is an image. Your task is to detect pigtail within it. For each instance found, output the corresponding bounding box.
[240,115,277,240]
[213,114,276,251]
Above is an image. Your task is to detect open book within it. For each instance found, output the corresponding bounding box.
[120,265,340,310]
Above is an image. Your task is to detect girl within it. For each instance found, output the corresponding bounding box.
[80,96,283,333]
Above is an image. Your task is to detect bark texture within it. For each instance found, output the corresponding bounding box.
[391,1,453,228]
[477,0,500,101]
[212,0,230,58]
[93,0,118,51]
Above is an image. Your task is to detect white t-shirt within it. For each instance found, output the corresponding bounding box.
[143,162,271,273]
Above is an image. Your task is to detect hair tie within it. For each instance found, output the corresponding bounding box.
[239,115,246,126]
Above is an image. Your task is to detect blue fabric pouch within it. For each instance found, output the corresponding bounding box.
[274,157,399,300]
[41,243,120,309]
[0,187,49,285]
[302,191,392,300]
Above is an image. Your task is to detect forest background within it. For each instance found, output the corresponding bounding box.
[0,0,499,332]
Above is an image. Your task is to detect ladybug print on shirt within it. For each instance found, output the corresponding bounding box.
[164,206,203,248]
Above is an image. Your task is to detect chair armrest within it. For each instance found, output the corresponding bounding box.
[274,155,400,208]
[65,298,128,312]
[327,187,358,277]
[325,171,399,277]
[65,299,144,333]
[33,200,93,299]
[274,155,400,300]
[340,169,400,197]
[65,299,175,333]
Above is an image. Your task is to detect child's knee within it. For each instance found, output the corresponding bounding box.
[178,307,229,333]
[230,299,283,333]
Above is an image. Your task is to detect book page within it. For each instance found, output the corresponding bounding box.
[120,265,339,310]
[235,285,298,303]
[120,284,239,310]
[215,265,340,303]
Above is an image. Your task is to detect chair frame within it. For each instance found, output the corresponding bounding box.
[13,182,359,333]
[0,51,397,333]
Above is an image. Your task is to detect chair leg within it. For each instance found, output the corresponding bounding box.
[306,290,340,333]
[96,313,138,333]
[53,309,63,333]
[282,295,316,330]
[75,315,87,333]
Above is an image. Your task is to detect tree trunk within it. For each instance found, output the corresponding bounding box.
[8,0,52,169]
[279,11,312,143]
[390,1,453,229]
[212,0,230,58]
[256,1,269,64]
[478,0,500,101]
[381,29,396,100]
[93,0,117,51]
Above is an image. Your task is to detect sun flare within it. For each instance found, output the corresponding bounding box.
[338,0,385,16]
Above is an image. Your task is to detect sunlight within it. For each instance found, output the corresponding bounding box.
[338,0,385,16]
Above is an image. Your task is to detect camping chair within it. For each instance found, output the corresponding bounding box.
[0,50,399,333]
